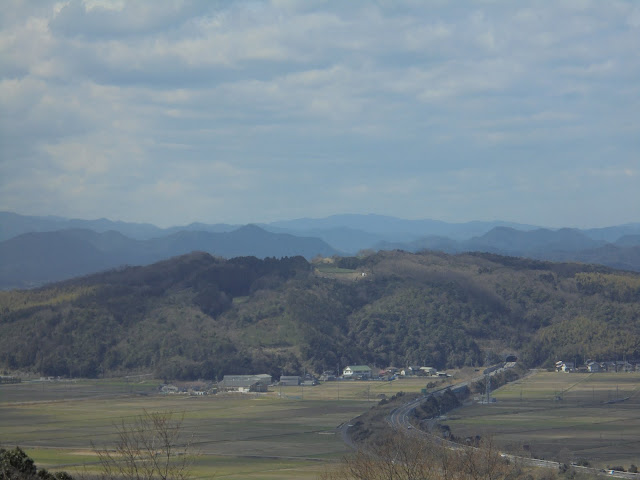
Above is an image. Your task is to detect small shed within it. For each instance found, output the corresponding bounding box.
[420,366,437,376]
[220,375,269,392]
[279,376,301,386]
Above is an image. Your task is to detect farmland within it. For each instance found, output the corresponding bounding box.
[0,376,434,479]
[445,371,640,470]
[3,371,640,478]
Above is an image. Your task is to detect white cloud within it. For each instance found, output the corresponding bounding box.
[1,0,639,227]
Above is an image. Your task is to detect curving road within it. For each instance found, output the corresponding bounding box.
[384,367,639,479]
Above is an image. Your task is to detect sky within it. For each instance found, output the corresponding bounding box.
[1,1,639,228]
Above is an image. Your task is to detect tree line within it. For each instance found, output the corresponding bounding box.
[1,250,639,379]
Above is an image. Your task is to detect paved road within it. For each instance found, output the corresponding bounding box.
[384,367,639,479]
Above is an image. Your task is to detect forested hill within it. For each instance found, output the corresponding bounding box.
[1,251,639,380]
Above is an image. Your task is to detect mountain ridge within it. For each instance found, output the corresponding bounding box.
[0,225,337,289]
[1,250,638,380]
[3,212,640,289]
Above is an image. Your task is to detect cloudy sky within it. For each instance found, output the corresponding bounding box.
[1,1,639,228]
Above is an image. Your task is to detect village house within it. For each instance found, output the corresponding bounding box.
[342,365,372,379]
[319,371,336,381]
[555,361,575,372]
[618,361,634,372]
[557,360,639,374]
[160,384,179,394]
[219,374,272,393]
[0,375,21,384]
[587,362,601,372]
[401,366,421,376]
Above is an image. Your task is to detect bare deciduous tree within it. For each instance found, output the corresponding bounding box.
[321,430,546,480]
[93,410,195,480]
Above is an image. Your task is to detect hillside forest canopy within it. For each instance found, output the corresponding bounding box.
[1,250,639,380]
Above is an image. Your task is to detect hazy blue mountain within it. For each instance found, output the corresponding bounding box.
[162,222,239,235]
[3,211,640,283]
[262,225,387,254]
[2,212,539,256]
[270,213,446,235]
[63,218,165,239]
[0,230,118,289]
[464,227,605,255]
[0,225,337,289]
[0,211,68,241]
[373,227,640,272]
[374,235,461,254]
[0,212,243,242]
[0,211,164,241]
[545,244,640,273]
[269,214,539,241]
[147,225,337,260]
[378,227,606,256]
[614,235,640,247]
[583,223,640,243]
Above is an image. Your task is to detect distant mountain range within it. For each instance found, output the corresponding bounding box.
[1,211,640,289]
[0,216,337,289]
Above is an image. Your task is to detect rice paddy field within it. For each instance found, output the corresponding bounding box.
[446,371,640,470]
[0,376,435,479]
[8,370,636,478]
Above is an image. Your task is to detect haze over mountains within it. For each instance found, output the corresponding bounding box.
[2,211,640,289]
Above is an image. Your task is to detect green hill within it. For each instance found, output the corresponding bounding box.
[1,250,639,380]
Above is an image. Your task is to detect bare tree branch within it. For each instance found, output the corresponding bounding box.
[92,410,195,480]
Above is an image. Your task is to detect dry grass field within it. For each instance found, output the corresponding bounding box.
[10,370,635,478]
[445,371,640,470]
[0,376,435,479]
